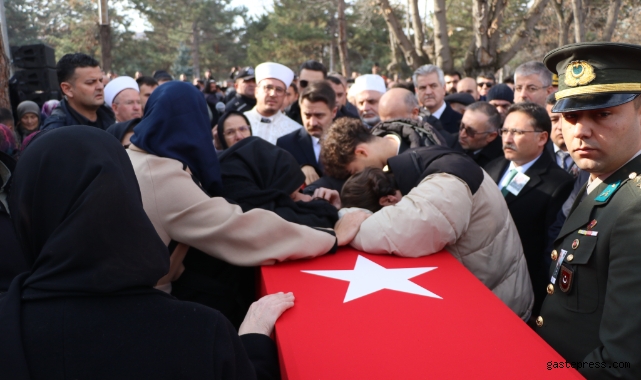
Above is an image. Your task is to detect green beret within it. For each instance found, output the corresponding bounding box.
[544,42,641,112]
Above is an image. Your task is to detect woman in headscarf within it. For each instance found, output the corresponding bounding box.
[16,101,41,143]
[40,99,60,120]
[106,118,140,147]
[127,81,365,327]
[0,126,288,379]
[215,110,252,150]
[218,136,338,228]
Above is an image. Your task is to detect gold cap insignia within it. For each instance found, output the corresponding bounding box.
[565,61,596,87]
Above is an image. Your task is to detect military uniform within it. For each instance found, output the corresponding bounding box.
[536,43,641,379]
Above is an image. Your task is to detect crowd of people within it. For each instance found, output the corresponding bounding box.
[1,41,641,379]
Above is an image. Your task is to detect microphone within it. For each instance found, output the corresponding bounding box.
[215,102,226,114]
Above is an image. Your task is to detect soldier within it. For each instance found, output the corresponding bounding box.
[536,42,641,379]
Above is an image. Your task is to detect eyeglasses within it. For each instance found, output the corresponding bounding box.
[299,80,309,88]
[514,85,543,93]
[261,84,286,96]
[477,82,493,88]
[113,100,141,106]
[499,128,543,136]
[223,125,250,137]
[459,124,493,138]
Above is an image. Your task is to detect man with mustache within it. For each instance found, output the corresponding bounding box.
[485,102,573,319]
[244,62,302,144]
[277,81,337,185]
[535,43,641,379]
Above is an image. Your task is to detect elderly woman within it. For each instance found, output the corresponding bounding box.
[215,110,252,150]
[16,101,41,143]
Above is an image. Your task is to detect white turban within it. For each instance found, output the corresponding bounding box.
[255,62,294,88]
[104,76,139,107]
[350,74,387,97]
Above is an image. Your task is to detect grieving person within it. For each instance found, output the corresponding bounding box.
[0,126,292,379]
[126,81,365,327]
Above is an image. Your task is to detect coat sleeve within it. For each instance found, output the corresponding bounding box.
[140,154,336,266]
[350,173,473,257]
[580,191,641,379]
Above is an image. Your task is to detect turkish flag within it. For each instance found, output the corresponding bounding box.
[260,247,582,379]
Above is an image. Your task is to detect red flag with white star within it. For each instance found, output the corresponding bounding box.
[260,247,582,379]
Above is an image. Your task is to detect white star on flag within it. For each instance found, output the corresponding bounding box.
[302,255,442,303]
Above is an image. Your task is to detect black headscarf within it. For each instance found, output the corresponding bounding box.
[130,81,223,196]
[218,137,338,228]
[0,126,169,378]
[106,118,140,143]
[216,110,252,150]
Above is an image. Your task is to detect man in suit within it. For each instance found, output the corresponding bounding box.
[535,43,641,379]
[413,65,462,134]
[277,81,337,185]
[485,102,573,318]
[458,102,503,168]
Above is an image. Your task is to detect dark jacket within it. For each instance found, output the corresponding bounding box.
[485,152,573,315]
[41,98,115,132]
[276,127,322,176]
[538,155,641,379]
[225,94,256,114]
[438,102,463,135]
[0,152,27,292]
[467,136,503,169]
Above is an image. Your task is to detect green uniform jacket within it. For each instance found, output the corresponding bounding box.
[537,154,641,379]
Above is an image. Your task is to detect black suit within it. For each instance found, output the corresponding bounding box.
[438,102,463,134]
[467,136,503,169]
[485,152,573,315]
[276,128,322,176]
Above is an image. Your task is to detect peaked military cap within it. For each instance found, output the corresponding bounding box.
[544,42,641,112]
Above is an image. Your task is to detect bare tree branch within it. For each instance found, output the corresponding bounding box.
[571,0,585,42]
[603,0,622,41]
[376,0,429,69]
[497,0,550,68]
[336,0,350,76]
[432,0,452,71]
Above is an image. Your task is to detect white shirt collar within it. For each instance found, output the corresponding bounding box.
[432,102,447,119]
[508,153,542,174]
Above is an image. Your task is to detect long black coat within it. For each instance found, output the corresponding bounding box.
[485,152,573,315]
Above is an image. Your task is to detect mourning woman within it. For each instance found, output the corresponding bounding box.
[0,126,289,379]
[218,136,338,228]
[215,110,252,150]
[126,82,363,327]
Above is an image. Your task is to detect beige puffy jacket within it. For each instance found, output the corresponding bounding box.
[127,146,336,269]
[351,171,534,320]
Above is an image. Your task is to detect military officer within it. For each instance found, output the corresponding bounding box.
[537,42,641,379]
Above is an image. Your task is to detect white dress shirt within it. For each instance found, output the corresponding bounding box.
[432,102,447,119]
[244,108,302,145]
[498,154,542,191]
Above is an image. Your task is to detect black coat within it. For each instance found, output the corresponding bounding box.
[41,98,115,132]
[437,102,463,134]
[468,136,504,169]
[276,127,322,176]
[0,126,278,379]
[485,152,574,315]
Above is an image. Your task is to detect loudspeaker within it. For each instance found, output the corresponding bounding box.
[20,91,61,104]
[11,44,56,69]
[12,68,58,93]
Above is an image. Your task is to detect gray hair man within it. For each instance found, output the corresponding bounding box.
[514,61,554,107]
[413,64,462,134]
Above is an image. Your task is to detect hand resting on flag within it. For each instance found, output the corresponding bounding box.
[239,292,296,336]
